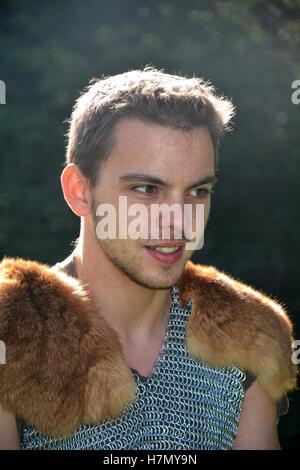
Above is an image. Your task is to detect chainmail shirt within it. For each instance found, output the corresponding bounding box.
[21,284,247,450]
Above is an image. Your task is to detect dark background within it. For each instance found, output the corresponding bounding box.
[0,0,299,449]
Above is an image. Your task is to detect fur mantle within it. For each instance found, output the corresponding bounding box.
[0,257,297,438]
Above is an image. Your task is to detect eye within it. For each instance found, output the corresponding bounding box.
[189,187,212,198]
[131,184,159,195]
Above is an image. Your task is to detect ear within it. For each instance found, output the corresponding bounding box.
[60,163,93,217]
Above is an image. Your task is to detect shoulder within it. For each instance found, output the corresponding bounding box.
[176,261,298,402]
[0,256,136,438]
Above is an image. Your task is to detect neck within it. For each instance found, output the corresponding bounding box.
[73,228,171,347]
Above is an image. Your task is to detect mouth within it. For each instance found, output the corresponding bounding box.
[144,243,185,264]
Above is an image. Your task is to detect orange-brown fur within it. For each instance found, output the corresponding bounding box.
[177,261,298,401]
[0,257,297,437]
[0,258,136,437]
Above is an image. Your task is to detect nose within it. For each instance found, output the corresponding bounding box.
[157,197,186,241]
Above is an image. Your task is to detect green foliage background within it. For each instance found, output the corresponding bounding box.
[0,0,299,448]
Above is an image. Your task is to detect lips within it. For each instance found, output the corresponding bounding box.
[144,243,185,264]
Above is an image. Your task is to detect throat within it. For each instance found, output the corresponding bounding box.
[121,318,170,378]
[124,344,163,378]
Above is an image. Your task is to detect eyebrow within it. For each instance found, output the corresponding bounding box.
[119,173,218,189]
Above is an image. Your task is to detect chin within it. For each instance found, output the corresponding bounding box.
[141,266,185,290]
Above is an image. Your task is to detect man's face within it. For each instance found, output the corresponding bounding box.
[89,117,215,289]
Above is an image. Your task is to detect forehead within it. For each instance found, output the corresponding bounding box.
[102,117,215,180]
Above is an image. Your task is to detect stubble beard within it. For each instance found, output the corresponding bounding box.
[91,200,183,290]
[95,235,179,290]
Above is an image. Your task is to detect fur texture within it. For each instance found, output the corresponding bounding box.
[0,258,136,437]
[0,257,297,437]
[177,261,298,402]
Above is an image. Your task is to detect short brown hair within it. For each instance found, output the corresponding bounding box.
[66,66,235,186]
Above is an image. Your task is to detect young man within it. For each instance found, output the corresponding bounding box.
[0,67,297,450]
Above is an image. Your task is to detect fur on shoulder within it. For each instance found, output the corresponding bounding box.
[0,256,298,438]
[0,257,136,438]
[177,261,298,402]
